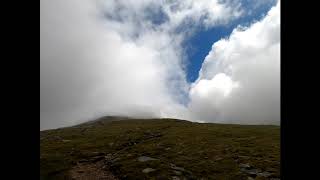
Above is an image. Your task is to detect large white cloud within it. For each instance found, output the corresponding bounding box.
[41,0,280,130]
[188,1,280,124]
[40,0,244,130]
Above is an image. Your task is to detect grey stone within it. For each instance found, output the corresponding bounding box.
[170,164,185,171]
[257,171,272,177]
[105,155,121,164]
[172,176,180,180]
[138,156,158,162]
[238,155,250,159]
[173,170,182,175]
[239,163,251,168]
[112,157,121,162]
[240,168,261,175]
[105,153,113,159]
[142,168,156,173]
[78,159,89,163]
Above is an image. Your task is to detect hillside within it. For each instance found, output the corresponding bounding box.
[40,117,280,180]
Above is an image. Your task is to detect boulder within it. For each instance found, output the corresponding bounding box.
[138,156,158,162]
[170,164,185,171]
[239,163,251,168]
[142,168,156,173]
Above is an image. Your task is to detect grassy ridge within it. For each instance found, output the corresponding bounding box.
[40,117,280,180]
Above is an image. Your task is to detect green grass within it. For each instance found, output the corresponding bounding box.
[40,117,280,180]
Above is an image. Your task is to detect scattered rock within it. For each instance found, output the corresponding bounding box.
[247,177,255,180]
[170,164,185,171]
[238,155,250,159]
[257,171,272,177]
[172,176,180,180]
[269,178,280,180]
[142,168,156,173]
[240,168,262,176]
[105,153,113,159]
[112,157,121,163]
[69,161,118,180]
[102,165,109,170]
[173,170,182,175]
[69,149,75,155]
[104,154,121,165]
[109,142,114,147]
[143,131,163,139]
[62,139,71,142]
[239,163,251,168]
[165,147,171,151]
[79,159,89,163]
[138,156,158,162]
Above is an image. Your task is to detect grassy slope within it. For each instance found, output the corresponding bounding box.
[40,117,280,180]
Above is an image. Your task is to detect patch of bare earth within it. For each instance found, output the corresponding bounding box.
[69,161,118,180]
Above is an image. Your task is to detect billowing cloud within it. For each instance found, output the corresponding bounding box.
[188,1,280,124]
[40,0,244,130]
[41,0,279,130]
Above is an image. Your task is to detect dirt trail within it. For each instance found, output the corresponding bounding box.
[69,161,118,180]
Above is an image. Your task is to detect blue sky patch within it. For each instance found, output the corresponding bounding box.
[183,0,277,82]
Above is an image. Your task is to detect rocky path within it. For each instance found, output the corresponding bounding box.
[69,161,118,180]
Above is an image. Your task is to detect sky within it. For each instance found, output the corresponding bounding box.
[40,0,280,130]
[184,0,277,82]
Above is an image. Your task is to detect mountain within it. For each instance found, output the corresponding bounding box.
[40,116,280,180]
